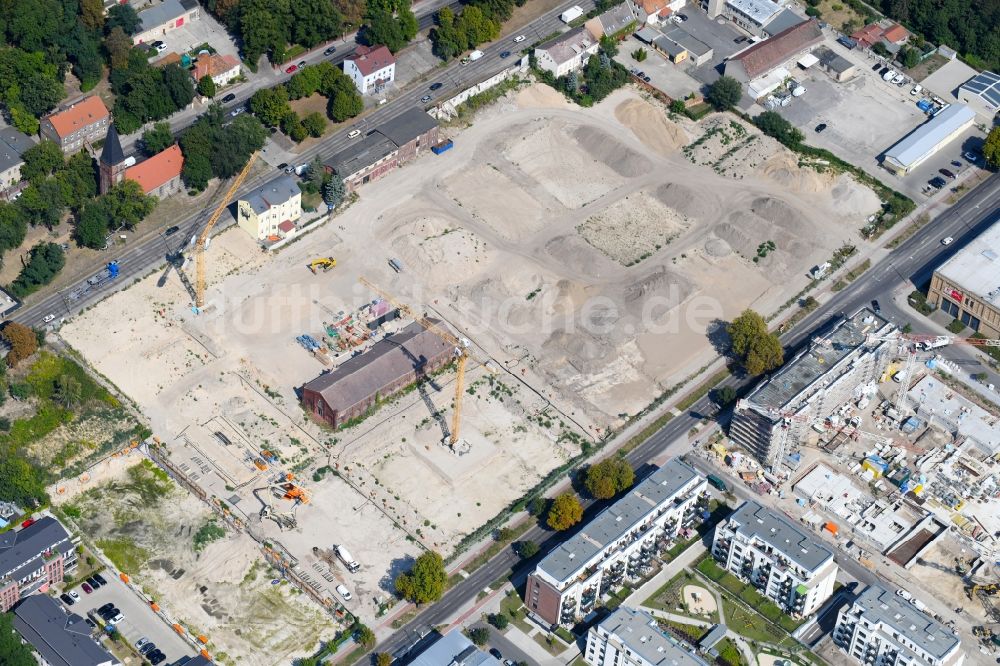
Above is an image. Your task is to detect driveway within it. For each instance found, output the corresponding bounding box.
[70,575,195,663]
[674,8,747,85]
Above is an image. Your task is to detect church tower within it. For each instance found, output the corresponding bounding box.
[99,125,128,194]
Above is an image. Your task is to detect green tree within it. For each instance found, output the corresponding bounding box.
[75,200,110,249]
[584,458,634,499]
[547,491,583,531]
[706,75,742,110]
[468,627,490,647]
[322,172,346,207]
[394,551,447,604]
[287,65,326,99]
[670,99,686,113]
[488,612,509,630]
[198,74,218,98]
[81,0,106,31]
[430,7,463,59]
[632,47,648,62]
[7,242,65,297]
[1,322,38,368]
[56,151,99,212]
[106,2,140,34]
[0,203,27,252]
[362,4,417,53]
[871,41,890,57]
[900,46,920,68]
[984,126,1000,170]
[517,539,539,558]
[182,153,213,191]
[355,624,375,648]
[328,90,364,121]
[375,654,393,666]
[291,0,343,47]
[64,22,104,90]
[714,385,738,407]
[104,25,133,70]
[103,180,157,230]
[0,599,40,664]
[142,122,175,156]
[250,85,292,126]
[753,110,804,148]
[20,140,64,183]
[302,111,327,137]
[163,63,196,108]
[727,309,784,375]
[17,180,65,229]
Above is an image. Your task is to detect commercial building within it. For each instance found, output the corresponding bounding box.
[124,144,184,198]
[881,103,976,175]
[0,127,35,199]
[12,594,119,666]
[344,45,396,95]
[928,219,1000,337]
[534,27,600,78]
[40,96,111,154]
[730,308,894,468]
[236,174,302,242]
[724,19,823,94]
[325,107,439,193]
[192,53,242,88]
[585,3,637,40]
[832,585,964,666]
[957,70,1000,118]
[814,46,858,82]
[0,517,78,612]
[637,24,714,66]
[408,628,503,666]
[301,320,456,429]
[711,500,838,617]
[584,607,709,666]
[526,459,707,627]
[133,0,200,45]
[706,0,802,38]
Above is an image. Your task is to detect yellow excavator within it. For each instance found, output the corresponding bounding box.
[309,257,337,274]
[968,582,1000,598]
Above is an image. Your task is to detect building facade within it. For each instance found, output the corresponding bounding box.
[957,71,1000,119]
[236,174,302,241]
[0,517,78,612]
[585,607,709,666]
[40,96,111,155]
[526,460,708,627]
[534,27,600,78]
[882,104,976,175]
[928,219,1000,338]
[723,19,823,84]
[711,500,838,617]
[0,127,35,199]
[133,0,200,45]
[833,585,964,666]
[730,308,894,468]
[192,54,241,88]
[344,45,396,95]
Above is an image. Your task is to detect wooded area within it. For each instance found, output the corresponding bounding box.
[874,0,999,71]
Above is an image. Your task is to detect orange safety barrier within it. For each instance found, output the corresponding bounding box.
[120,573,129,583]
[173,623,185,634]
[198,635,208,644]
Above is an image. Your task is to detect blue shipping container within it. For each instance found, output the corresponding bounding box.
[431,139,454,155]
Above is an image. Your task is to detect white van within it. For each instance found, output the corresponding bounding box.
[336,584,352,601]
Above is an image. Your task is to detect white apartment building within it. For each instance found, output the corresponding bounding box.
[730,308,895,469]
[534,27,600,78]
[585,607,709,666]
[526,459,708,627]
[711,500,838,617]
[236,174,302,242]
[833,585,964,666]
[343,45,396,95]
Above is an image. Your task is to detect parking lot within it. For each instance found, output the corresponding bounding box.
[614,36,703,99]
[671,8,748,85]
[68,574,195,663]
[148,9,240,61]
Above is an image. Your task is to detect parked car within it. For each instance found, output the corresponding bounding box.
[896,588,912,600]
[97,603,114,614]
[153,41,167,53]
[734,35,747,43]
[420,95,431,103]
[910,84,922,95]
[221,93,236,103]
[285,64,298,74]
[140,642,157,655]
[881,68,894,80]
[93,573,107,587]
[928,176,946,189]
[150,652,166,666]
[348,129,361,139]
[43,314,56,323]
[82,583,93,594]
[871,299,881,313]
[814,123,827,133]
[939,168,956,179]
[60,593,75,606]
[68,591,80,602]
[871,62,882,71]
[643,75,651,82]
[513,34,526,42]
[963,151,979,162]
[87,576,102,589]
[941,236,953,245]
[430,82,443,91]
[489,648,503,660]
[324,46,337,55]
[950,160,963,168]
[676,12,688,20]
[229,107,244,117]
[136,638,150,650]
[499,50,511,58]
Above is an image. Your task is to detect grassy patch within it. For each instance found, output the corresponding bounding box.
[716,637,747,666]
[946,318,966,334]
[908,289,934,316]
[721,597,785,643]
[973,333,1000,364]
[555,626,575,644]
[658,618,707,645]
[390,607,419,629]
[885,213,930,249]
[462,519,531,574]
[96,537,150,573]
[500,590,534,633]
[642,569,719,623]
[192,519,226,551]
[533,632,567,656]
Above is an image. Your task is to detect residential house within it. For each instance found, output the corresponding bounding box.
[40,96,111,155]
[192,53,242,88]
[301,320,456,429]
[852,21,908,52]
[236,174,302,241]
[0,127,36,200]
[133,0,200,45]
[0,517,78,612]
[324,107,439,192]
[525,459,708,627]
[723,19,823,97]
[634,0,685,25]
[408,629,502,666]
[12,595,119,666]
[534,27,600,78]
[833,585,964,666]
[585,3,637,40]
[711,500,838,617]
[343,45,395,95]
[124,144,184,198]
[585,607,708,666]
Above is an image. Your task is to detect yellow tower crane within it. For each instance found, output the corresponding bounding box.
[194,152,259,309]
[358,277,492,448]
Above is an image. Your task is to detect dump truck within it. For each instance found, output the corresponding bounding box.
[336,545,361,573]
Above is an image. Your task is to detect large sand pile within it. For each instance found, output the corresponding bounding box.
[515,82,573,109]
[578,192,691,266]
[444,163,557,240]
[614,98,688,156]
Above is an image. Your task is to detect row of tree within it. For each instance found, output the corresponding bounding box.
[361,0,419,53]
[177,104,268,191]
[430,0,523,60]
[111,48,196,135]
[250,62,362,142]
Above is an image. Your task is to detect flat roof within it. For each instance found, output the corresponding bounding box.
[960,70,1000,110]
[935,219,1000,306]
[661,25,713,57]
[326,132,398,178]
[747,308,892,413]
[409,629,502,666]
[763,8,804,35]
[726,0,782,25]
[906,374,1000,452]
[12,595,118,666]
[884,103,976,169]
[537,459,701,584]
[137,0,197,32]
[850,585,960,661]
[598,607,709,665]
[726,500,835,573]
[815,46,855,73]
[377,107,438,147]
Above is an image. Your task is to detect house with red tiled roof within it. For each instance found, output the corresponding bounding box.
[40,96,110,154]
[881,23,910,45]
[725,19,823,83]
[124,144,184,199]
[343,45,395,95]
[192,53,241,88]
[852,21,909,50]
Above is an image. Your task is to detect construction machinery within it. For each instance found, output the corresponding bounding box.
[270,472,309,504]
[253,489,297,530]
[308,257,337,274]
[968,582,1000,598]
[358,277,493,448]
[193,152,259,309]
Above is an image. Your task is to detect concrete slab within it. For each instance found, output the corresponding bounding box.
[919,58,979,103]
[614,36,703,100]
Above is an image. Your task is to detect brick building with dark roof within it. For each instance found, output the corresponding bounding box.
[0,517,77,612]
[301,320,455,429]
[724,18,823,82]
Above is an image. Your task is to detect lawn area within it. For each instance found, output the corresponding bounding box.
[500,590,534,634]
[533,632,567,656]
[642,569,720,623]
[721,597,786,644]
[95,537,150,573]
[716,637,747,666]
[696,555,804,637]
[657,618,706,645]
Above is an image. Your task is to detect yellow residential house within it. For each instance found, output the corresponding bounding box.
[236,174,302,242]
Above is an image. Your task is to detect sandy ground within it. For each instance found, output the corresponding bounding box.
[683,584,717,615]
[757,654,802,666]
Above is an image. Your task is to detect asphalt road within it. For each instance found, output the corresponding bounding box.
[11,0,595,330]
[377,171,1000,660]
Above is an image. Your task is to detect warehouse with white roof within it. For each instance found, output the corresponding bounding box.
[881,103,976,175]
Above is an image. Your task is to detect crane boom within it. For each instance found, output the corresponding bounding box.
[195,152,259,308]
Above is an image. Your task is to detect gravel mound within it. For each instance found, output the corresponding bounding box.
[573,125,651,178]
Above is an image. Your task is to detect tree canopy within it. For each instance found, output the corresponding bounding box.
[8,242,65,298]
[873,0,999,71]
[706,76,741,110]
[1,322,38,368]
[361,1,418,53]
[727,309,784,376]
[984,127,1000,171]
[394,551,447,604]
[180,104,267,190]
[142,122,175,156]
[753,111,804,149]
[221,0,344,65]
[111,50,195,134]
[547,491,583,531]
[584,458,634,500]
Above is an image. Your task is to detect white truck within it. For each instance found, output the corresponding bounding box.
[560,5,584,22]
[920,336,951,351]
[336,545,361,573]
